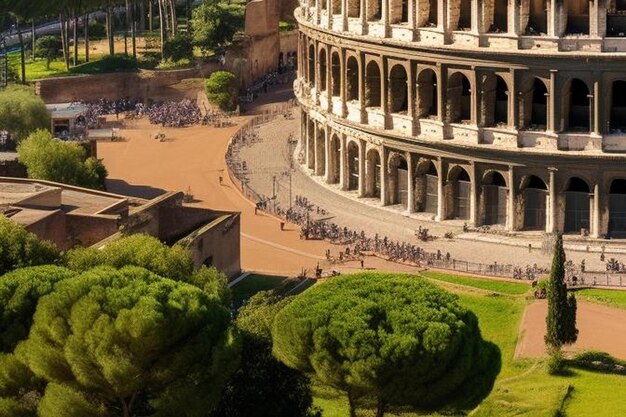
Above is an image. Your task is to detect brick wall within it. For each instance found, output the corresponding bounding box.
[65,213,120,248]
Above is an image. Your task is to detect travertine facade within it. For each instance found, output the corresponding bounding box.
[294,0,626,238]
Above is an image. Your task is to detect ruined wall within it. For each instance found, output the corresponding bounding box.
[65,213,120,248]
[25,210,67,250]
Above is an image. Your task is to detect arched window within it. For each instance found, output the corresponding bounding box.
[389,65,408,113]
[448,73,472,123]
[565,79,590,132]
[417,69,438,118]
[610,80,626,132]
[564,177,590,233]
[521,175,548,230]
[319,49,327,91]
[365,61,382,108]
[346,57,359,101]
[331,52,341,97]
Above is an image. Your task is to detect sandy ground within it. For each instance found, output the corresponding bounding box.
[516,300,626,360]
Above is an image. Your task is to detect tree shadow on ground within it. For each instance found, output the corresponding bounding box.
[105,179,167,199]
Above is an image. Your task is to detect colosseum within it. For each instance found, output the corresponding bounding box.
[293,0,626,239]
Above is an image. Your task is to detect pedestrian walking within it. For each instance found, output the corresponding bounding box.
[219,176,223,185]
[360,259,364,269]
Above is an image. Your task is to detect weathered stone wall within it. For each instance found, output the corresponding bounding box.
[25,210,67,250]
[65,213,120,249]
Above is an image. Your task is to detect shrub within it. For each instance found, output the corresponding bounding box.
[0,216,59,277]
[547,346,566,375]
[163,33,194,62]
[34,36,62,69]
[205,71,238,111]
[0,86,50,143]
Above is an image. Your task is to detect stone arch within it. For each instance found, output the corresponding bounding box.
[610,80,626,132]
[447,165,471,220]
[308,44,316,84]
[563,78,590,132]
[417,68,438,118]
[489,0,508,32]
[388,152,409,205]
[315,127,326,176]
[609,179,626,236]
[346,141,360,191]
[520,174,548,231]
[368,0,383,20]
[319,48,327,92]
[524,0,547,35]
[328,134,341,184]
[331,51,341,97]
[417,0,438,26]
[348,0,361,18]
[481,170,508,226]
[366,148,382,197]
[482,74,510,127]
[415,158,438,213]
[563,176,591,234]
[346,56,359,101]
[365,60,382,108]
[447,72,472,123]
[389,64,408,113]
[307,119,315,170]
[565,0,589,35]
[520,77,548,130]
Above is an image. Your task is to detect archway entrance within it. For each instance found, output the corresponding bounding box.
[329,135,341,184]
[482,171,508,226]
[415,159,438,213]
[347,142,360,191]
[417,69,438,119]
[564,177,590,233]
[449,167,471,220]
[565,79,590,132]
[366,149,381,198]
[609,180,626,236]
[365,61,382,108]
[522,175,547,231]
[389,154,408,206]
[448,73,471,123]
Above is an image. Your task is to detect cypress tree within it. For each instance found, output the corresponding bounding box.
[545,233,578,348]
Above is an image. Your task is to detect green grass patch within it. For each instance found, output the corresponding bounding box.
[574,288,626,310]
[422,271,530,295]
[231,274,286,305]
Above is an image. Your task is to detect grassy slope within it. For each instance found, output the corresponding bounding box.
[422,271,531,295]
[574,288,626,310]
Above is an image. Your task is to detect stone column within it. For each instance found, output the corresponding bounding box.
[471,0,480,34]
[380,146,389,205]
[592,182,600,238]
[408,0,416,29]
[507,166,516,230]
[548,167,557,233]
[548,0,557,37]
[313,120,321,174]
[328,0,334,28]
[324,128,332,182]
[340,49,348,117]
[342,0,348,30]
[382,0,390,36]
[510,70,518,128]
[360,0,367,25]
[407,61,416,134]
[470,70,478,125]
[509,0,520,35]
[436,158,445,221]
[437,64,447,123]
[547,70,557,132]
[438,0,448,33]
[382,58,390,128]
[326,49,333,110]
[407,153,415,213]
[304,115,311,168]
[470,162,478,226]
[339,134,348,190]
[358,139,366,197]
[359,52,367,123]
[593,77,601,135]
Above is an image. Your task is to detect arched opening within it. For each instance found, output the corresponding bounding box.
[331,52,341,97]
[308,45,316,84]
[365,61,382,108]
[368,0,383,20]
[449,167,471,220]
[483,75,509,127]
[564,177,590,234]
[566,0,589,35]
[565,79,590,132]
[389,65,408,114]
[490,0,508,32]
[389,154,409,206]
[609,179,626,236]
[320,0,327,11]
[526,0,547,34]
[415,159,438,213]
[347,142,360,191]
[494,77,509,125]
[390,0,409,23]
[319,49,327,92]
[329,135,341,184]
[348,0,361,18]
[315,128,326,175]
[332,0,341,14]
[607,0,626,37]
[482,171,508,226]
[418,0,438,26]
[307,120,315,170]
[521,175,547,231]
[417,69,438,119]
[458,0,472,30]
[366,149,382,198]
[610,80,626,132]
[346,57,359,102]
[448,73,472,123]
[530,78,548,129]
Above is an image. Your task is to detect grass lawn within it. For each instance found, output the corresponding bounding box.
[422,271,531,295]
[574,288,626,310]
[230,274,286,306]
[307,274,626,416]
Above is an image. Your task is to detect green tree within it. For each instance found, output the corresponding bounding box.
[545,233,578,349]
[212,291,319,417]
[272,273,501,417]
[191,0,244,55]
[0,86,50,143]
[17,130,107,189]
[163,33,194,62]
[17,266,238,417]
[205,71,239,111]
[34,36,62,70]
[0,216,59,277]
